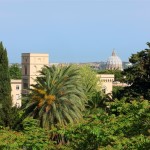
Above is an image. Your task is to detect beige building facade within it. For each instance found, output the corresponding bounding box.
[22,53,49,94]
[11,53,49,106]
[97,74,114,94]
[11,79,22,107]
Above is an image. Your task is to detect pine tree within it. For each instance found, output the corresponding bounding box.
[0,41,12,127]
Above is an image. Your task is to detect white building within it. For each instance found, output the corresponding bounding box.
[97,74,114,94]
[11,79,22,107]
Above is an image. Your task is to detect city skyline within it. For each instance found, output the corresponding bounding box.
[0,0,150,63]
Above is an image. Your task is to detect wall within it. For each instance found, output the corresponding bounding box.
[97,74,114,94]
[11,79,22,107]
[22,53,49,94]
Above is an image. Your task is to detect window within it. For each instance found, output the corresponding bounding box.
[23,83,28,89]
[23,79,28,89]
[24,65,27,75]
[102,86,107,94]
[24,57,28,62]
[16,85,19,90]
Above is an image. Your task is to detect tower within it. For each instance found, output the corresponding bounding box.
[22,53,49,94]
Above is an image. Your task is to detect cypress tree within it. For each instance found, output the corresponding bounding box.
[0,41,12,127]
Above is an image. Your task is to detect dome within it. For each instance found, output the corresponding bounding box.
[106,50,123,70]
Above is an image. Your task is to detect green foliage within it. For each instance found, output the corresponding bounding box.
[122,42,150,100]
[86,91,106,111]
[23,65,86,129]
[77,65,104,111]
[112,86,124,99]
[9,64,22,79]
[1,42,150,149]
[0,118,55,150]
[0,41,12,127]
[22,118,55,150]
[0,128,25,150]
[78,65,99,94]
[61,99,150,150]
[8,106,21,129]
[1,99,150,149]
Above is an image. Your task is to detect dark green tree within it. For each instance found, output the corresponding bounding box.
[9,64,21,79]
[0,42,12,127]
[122,42,150,100]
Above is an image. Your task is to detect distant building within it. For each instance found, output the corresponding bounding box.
[97,74,114,94]
[21,53,49,95]
[11,79,22,107]
[106,50,123,70]
[11,53,49,107]
[11,52,124,106]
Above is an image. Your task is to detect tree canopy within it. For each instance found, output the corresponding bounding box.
[78,65,99,100]
[9,64,22,79]
[122,42,150,100]
[0,42,12,127]
[23,65,86,129]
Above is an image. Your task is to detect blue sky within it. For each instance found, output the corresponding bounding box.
[0,0,150,63]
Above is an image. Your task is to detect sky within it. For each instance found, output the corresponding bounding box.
[0,0,150,63]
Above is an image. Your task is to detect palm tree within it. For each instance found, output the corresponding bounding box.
[24,65,86,129]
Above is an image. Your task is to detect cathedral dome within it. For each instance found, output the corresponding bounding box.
[106,50,123,70]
